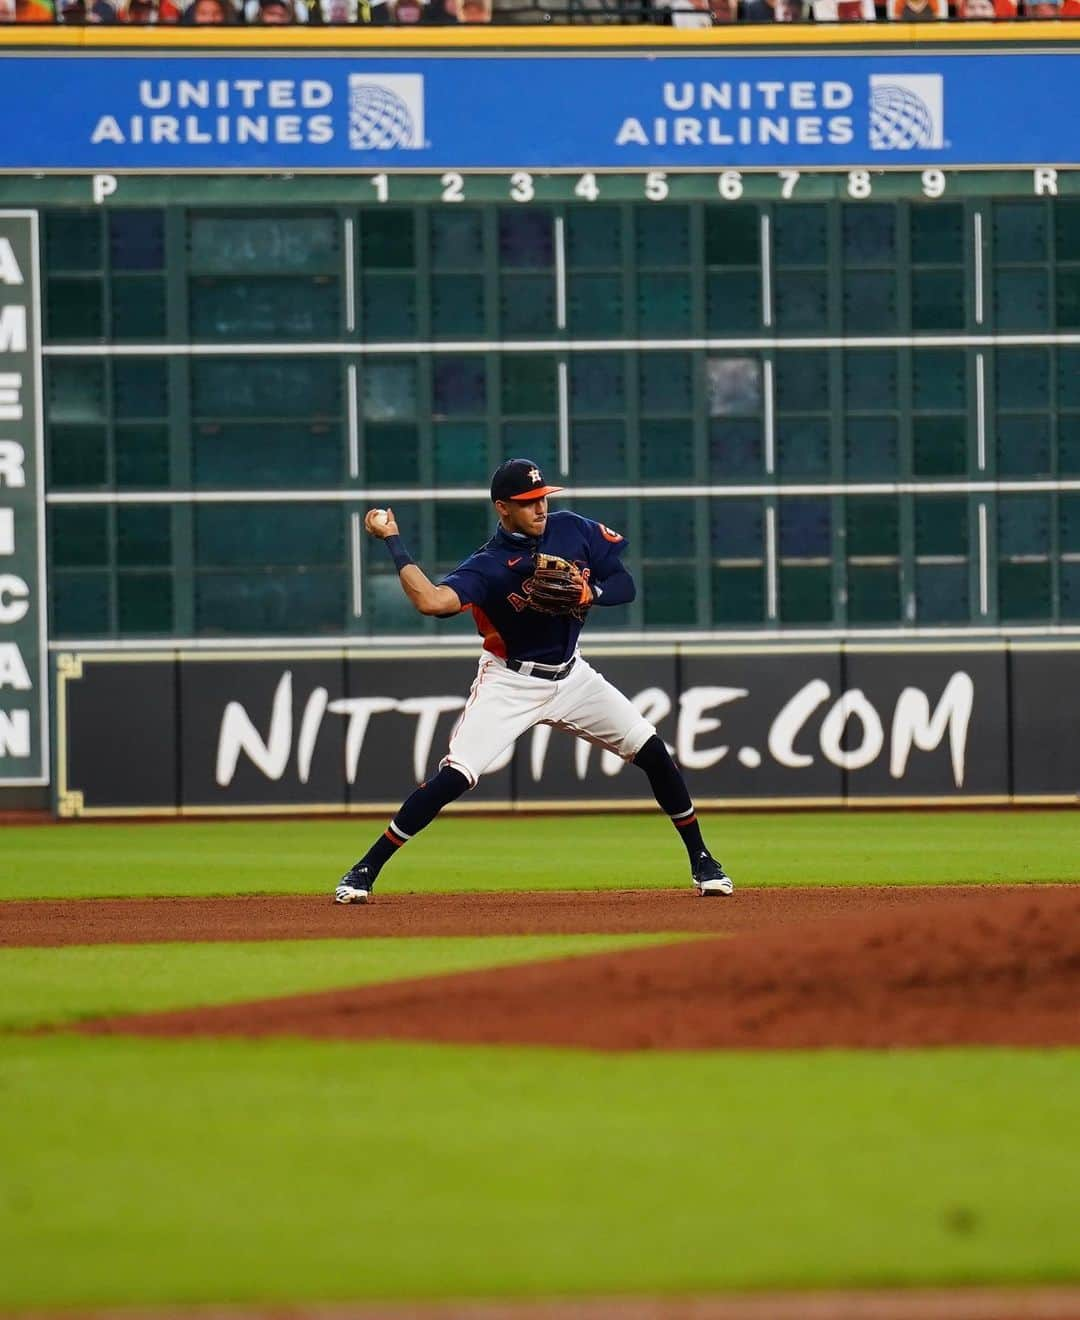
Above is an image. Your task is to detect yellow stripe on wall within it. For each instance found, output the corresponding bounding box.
[1,20,1079,50]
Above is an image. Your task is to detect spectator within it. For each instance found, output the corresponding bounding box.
[653,0,712,25]
[744,0,807,19]
[887,0,946,16]
[956,0,1016,13]
[315,0,359,19]
[457,0,490,18]
[389,0,425,19]
[245,0,302,18]
[11,0,54,16]
[129,0,180,16]
[813,0,875,16]
[183,0,231,20]
[654,0,737,24]
[58,0,118,19]
[1023,0,1063,12]
[655,0,736,22]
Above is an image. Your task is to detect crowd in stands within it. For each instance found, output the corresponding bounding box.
[2,0,496,21]
[3,0,1077,26]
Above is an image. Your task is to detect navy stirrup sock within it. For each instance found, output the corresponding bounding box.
[358,766,470,877]
[632,734,707,862]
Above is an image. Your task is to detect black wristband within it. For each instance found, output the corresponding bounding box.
[384,534,415,573]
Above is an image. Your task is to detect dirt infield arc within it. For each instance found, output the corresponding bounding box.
[16,1290,1080,1320]
[6,885,1075,1052]
[1,883,1064,947]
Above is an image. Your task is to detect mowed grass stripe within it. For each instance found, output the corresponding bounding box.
[2,1036,1079,1307]
[0,935,674,1031]
[4,810,1080,900]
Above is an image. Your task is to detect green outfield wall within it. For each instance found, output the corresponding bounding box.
[2,27,1080,806]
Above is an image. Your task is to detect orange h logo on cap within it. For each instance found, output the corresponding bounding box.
[528,467,541,483]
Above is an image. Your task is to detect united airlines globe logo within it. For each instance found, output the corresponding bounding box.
[349,84,414,150]
[868,74,945,152]
[347,74,426,152]
[870,85,931,150]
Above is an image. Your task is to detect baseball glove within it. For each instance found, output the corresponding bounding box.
[524,553,592,617]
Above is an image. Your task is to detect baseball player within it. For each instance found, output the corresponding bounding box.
[335,458,734,903]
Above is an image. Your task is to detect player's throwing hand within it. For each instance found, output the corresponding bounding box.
[364,507,399,539]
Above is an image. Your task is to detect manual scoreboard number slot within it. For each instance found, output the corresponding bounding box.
[1,170,1077,212]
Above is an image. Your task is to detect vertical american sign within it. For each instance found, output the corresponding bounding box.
[0,212,47,785]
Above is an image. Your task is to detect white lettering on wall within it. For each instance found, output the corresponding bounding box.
[0,574,29,624]
[0,374,23,422]
[327,696,398,783]
[891,672,974,788]
[296,686,328,786]
[0,642,31,690]
[819,688,884,772]
[396,696,466,783]
[529,723,552,782]
[0,442,25,488]
[0,239,23,286]
[216,670,293,785]
[0,307,26,354]
[92,175,119,206]
[0,708,29,758]
[213,670,978,792]
[676,687,748,770]
[768,679,831,769]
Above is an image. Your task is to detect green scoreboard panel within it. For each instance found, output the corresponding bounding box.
[35,170,1080,641]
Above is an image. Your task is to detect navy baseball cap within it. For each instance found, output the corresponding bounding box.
[490,458,564,504]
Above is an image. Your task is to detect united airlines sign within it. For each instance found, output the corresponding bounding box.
[0,52,1075,170]
[85,73,428,153]
[613,79,859,151]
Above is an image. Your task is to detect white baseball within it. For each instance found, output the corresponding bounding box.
[370,509,390,529]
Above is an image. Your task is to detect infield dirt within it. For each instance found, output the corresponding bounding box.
[6,885,1075,1052]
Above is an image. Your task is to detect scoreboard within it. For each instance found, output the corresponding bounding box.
[29,175,1080,646]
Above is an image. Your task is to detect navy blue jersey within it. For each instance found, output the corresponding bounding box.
[440,510,631,665]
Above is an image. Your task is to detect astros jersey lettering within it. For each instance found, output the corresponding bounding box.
[440,510,629,666]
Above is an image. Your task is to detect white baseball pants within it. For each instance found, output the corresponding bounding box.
[441,654,656,787]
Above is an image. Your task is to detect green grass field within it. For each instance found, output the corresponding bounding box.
[4,1038,1079,1307]
[2,810,1079,1309]
[0,935,677,1031]
[3,808,1080,899]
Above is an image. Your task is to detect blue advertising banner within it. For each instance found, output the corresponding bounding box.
[1,50,1079,171]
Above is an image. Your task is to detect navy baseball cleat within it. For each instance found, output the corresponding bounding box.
[691,851,734,897]
[334,863,375,905]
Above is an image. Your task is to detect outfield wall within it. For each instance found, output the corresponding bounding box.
[52,641,1079,814]
[6,27,1080,813]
